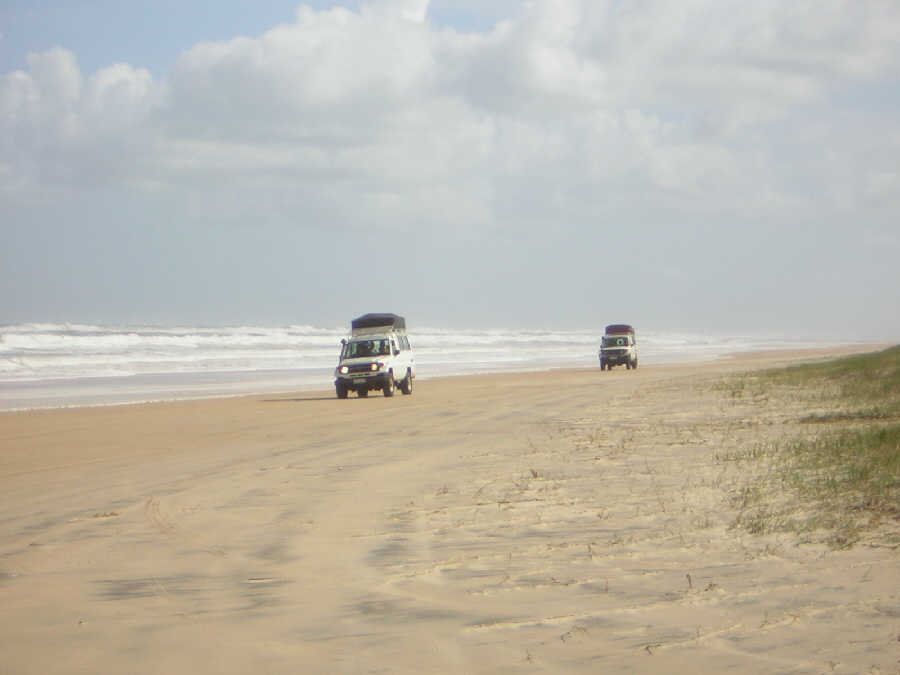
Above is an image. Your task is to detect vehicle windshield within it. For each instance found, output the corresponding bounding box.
[603,336,631,347]
[343,339,391,358]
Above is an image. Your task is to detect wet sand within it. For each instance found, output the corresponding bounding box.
[1,347,898,673]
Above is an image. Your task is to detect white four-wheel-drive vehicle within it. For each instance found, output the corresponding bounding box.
[334,313,415,398]
[599,324,638,371]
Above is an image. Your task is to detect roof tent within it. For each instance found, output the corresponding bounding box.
[351,313,406,333]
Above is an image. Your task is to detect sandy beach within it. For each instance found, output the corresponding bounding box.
[1,348,898,674]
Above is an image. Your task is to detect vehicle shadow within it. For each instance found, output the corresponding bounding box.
[261,396,339,403]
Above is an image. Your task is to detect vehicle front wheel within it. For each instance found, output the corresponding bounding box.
[358,387,368,398]
[336,383,348,399]
[632,358,638,369]
[600,360,606,371]
[383,374,395,397]
[400,369,413,395]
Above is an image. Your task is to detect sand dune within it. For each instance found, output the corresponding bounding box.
[1,348,897,674]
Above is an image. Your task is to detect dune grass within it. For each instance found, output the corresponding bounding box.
[764,345,900,415]
[728,345,900,548]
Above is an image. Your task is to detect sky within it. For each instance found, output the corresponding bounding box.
[2,0,899,336]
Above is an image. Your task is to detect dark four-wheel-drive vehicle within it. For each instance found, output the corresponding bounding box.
[599,324,638,370]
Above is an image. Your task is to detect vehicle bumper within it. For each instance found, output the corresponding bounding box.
[600,350,631,365]
[335,373,390,391]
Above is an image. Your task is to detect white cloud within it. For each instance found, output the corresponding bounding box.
[863,223,900,249]
[865,171,900,200]
[2,0,900,234]
[27,47,83,105]
[370,0,429,23]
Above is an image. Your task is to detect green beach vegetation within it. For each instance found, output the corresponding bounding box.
[727,346,900,549]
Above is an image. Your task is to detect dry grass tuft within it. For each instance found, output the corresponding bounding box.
[727,346,900,548]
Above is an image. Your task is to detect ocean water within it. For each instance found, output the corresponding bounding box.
[0,322,862,411]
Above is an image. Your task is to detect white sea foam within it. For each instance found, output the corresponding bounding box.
[0,322,870,411]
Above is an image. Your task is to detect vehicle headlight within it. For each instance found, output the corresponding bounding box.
[339,365,349,374]
[372,362,383,371]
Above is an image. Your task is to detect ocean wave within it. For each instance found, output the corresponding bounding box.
[0,322,867,410]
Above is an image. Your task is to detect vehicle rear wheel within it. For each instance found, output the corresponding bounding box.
[400,369,413,395]
[626,361,631,370]
[358,387,368,397]
[383,374,395,397]
[632,358,638,369]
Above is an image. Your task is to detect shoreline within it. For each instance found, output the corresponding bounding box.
[0,343,885,414]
